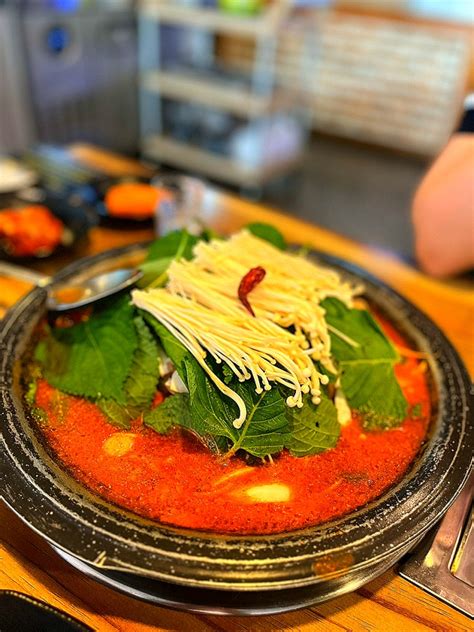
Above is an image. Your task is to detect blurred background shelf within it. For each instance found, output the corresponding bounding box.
[0,0,472,258]
[143,133,303,186]
[141,68,299,117]
[139,0,292,38]
[138,0,309,191]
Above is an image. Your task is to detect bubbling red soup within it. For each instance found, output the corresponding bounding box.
[29,227,431,535]
[31,316,430,535]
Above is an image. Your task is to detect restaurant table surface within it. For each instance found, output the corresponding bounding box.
[0,145,472,632]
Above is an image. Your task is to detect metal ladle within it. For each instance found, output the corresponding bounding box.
[0,262,142,312]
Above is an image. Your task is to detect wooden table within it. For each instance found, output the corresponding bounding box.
[1,145,472,631]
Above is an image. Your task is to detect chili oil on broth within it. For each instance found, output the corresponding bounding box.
[28,315,431,536]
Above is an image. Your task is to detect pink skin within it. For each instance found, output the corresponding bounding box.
[412,134,474,277]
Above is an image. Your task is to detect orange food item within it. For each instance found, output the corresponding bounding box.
[0,205,64,257]
[52,286,87,305]
[105,182,168,219]
[35,318,432,535]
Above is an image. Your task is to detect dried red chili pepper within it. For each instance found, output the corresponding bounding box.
[238,266,266,316]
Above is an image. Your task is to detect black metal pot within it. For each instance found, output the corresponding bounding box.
[1,245,472,614]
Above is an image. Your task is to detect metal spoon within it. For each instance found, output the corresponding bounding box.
[0,262,142,312]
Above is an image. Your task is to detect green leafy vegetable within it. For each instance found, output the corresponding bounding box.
[179,356,294,458]
[339,363,407,430]
[97,398,135,430]
[140,229,201,288]
[25,380,38,406]
[246,222,286,250]
[285,393,340,457]
[315,361,338,384]
[142,317,291,457]
[323,298,398,362]
[125,316,159,408]
[142,314,239,450]
[144,393,191,434]
[145,388,229,454]
[142,312,190,376]
[31,223,413,462]
[222,364,234,385]
[145,229,199,263]
[34,299,161,430]
[410,403,422,418]
[322,298,407,429]
[138,258,174,288]
[97,315,160,428]
[200,227,221,242]
[25,366,41,406]
[180,355,239,447]
[35,296,136,402]
[224,382,290,458]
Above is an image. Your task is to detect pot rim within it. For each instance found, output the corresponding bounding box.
[1,244,472,591]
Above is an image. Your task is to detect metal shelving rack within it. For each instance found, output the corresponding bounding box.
[138,0,308,188]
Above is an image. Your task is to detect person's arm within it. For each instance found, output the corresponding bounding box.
[412,96,474,277]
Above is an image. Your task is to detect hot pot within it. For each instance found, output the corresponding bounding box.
[1,244,472,615]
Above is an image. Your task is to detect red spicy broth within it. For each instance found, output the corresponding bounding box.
[32,316,431,535]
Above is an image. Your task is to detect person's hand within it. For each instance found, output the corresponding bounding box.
[412,133,474,277]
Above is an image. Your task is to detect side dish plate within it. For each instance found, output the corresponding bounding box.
[0,244,472,607]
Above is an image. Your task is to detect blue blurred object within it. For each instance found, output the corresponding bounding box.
[292,0,331,6]
[23,145,103,193]
[46,25,72,54]
[409,0,474,23]
[53,0,81,11]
